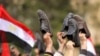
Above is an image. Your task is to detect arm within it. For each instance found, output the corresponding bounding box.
[56,32,75,56]
[43,32,53,56]
[57,32,66,53]
[79,32,87,50]
[79,32,95,56]
[44,32,65,56]
[53,32,66,56]
[64,40,75,56]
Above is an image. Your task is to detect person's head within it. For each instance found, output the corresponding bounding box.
[10,45,20,56]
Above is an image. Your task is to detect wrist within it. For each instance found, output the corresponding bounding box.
[59,44,65,47]
[58,45,64,52]
[46,46,52,53]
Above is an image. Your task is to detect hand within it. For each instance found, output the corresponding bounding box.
[10,46,20,56]
[57,32,66,47]
[43,32,52,47]
[79,32,87,49]
[79,32,86,41]
[43,32,53,52]
[66,41,75,51]
[57,32,67,52]
[64,41,75,56]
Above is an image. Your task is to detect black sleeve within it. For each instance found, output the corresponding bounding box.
[44,52,53,56]
[34,40,46,54]
[80,49,95,56]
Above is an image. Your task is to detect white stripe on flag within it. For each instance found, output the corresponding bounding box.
[0,18,35,47]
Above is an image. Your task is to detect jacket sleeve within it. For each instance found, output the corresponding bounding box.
[43,52,53,56]
[44,54,52,56]
[80,49,95,56]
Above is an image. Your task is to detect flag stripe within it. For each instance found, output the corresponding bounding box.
[6,32,32,52]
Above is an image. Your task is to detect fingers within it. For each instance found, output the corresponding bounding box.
[43,32,51,42]
[43,32,51,39]
[57,32,67,49]
[66,41,75,50]
[66,41,75,46]
[57,32,65,37]
[57,32,62,37]
[57,32,64,42]
[79,32,86,41]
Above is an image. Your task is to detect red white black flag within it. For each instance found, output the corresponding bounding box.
[0,5,36,56]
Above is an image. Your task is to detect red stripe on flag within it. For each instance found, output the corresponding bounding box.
[0,31,10,56]
[87,37,93,44]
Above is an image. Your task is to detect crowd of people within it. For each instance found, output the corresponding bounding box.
[0,3,98,56]
[34,14,97,56]
[34,31,96,56]
[9,12,97,56]
[42,31,94,56]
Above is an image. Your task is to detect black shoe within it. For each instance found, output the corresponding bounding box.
[61,13,80,47]
[37,9,53,37]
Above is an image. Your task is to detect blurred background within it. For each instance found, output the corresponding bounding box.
[0,0,100,55]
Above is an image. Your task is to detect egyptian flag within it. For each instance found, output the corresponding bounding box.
[0,5,36,56]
